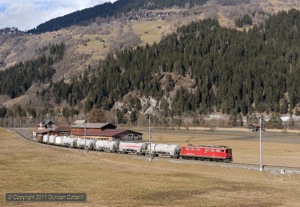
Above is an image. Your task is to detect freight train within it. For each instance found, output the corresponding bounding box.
[40,135,233,162]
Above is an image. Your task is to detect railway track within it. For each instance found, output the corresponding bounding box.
[10,128,33,141]
[230,162,300,174]
[8,128,300,174]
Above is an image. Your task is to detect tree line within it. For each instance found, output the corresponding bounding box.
[27,0,208,34]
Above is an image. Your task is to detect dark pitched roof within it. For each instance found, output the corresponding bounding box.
[54,125,70,132]
[98,129,143,136]
[37,120,54,128]
[35,129,53,134]
[72,129,142,137]
[71,123,116,129]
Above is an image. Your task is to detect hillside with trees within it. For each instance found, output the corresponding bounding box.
[43,10,300,122]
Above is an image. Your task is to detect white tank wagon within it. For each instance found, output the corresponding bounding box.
[149,144,181,158]
[62,137,77,148]
[76,138,96,150]
[118,142,148,155]
[55,136,63,145]
[95,140,119,152]
[48,135,56,144]
[42,135,49,143]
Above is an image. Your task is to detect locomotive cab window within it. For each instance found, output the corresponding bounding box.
[221,149,225,152]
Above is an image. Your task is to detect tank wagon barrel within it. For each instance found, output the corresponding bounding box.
[149,144,181,158]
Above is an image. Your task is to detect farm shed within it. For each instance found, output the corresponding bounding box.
[52,125,71,136]
[95,129,143,141]
[71,123,117,137]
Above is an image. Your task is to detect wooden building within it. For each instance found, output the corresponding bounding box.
[70,122,142,141]
[33,122,143,142]
[52,125,71,136]
[71,123,117,137]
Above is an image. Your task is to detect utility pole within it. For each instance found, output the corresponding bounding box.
[47,114,49,146]
[149,116,152,161]
[84,115,87,152]
[259,116,263,171]
[115,107,118,126]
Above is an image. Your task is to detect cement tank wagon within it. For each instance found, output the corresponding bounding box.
[77,138,96,150]
[42,135,49,143]
[95,140,119,152]
[118,142,147,155]
[48,135,56,144]
[62,137,76,148]
[149,144,181,158]
[55,136,63,145]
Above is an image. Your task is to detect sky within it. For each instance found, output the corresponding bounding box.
[0,0,117,31]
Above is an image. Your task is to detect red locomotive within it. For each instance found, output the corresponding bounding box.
[180,145,232,162]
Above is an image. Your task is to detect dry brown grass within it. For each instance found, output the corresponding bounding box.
[131,20,167,45]
[1,127,300,206]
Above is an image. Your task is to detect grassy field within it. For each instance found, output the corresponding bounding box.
[1,127,300,207]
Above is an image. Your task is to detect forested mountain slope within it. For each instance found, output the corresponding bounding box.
[47,10,300,118]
